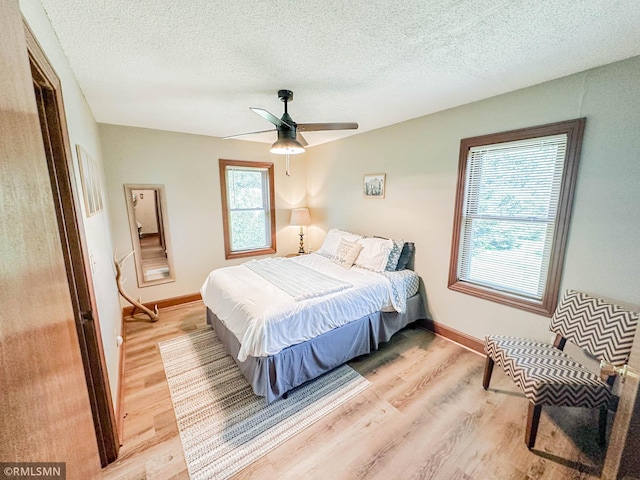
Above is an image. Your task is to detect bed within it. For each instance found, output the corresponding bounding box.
[200,230,426,403]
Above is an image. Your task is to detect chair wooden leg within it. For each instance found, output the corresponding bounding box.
[598,406,608,446]
[482,356,494,390]
[526,403,542,449]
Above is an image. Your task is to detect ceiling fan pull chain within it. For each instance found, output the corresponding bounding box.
[286,154,290,176]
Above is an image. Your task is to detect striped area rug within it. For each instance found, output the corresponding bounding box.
[159,327,371,480]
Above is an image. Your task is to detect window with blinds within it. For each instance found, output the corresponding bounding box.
[219,159,276,259]
[448,119,585,316]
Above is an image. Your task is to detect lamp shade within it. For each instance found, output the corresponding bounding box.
[270,137,305,155]
[290,208,311,226]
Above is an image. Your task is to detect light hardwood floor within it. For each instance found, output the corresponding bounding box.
[139,234,171,282]
[102,302,609,479]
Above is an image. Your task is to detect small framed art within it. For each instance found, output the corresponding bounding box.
[76,144,104,216]
[363,173,386,199]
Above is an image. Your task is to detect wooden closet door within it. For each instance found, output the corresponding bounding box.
[0,1,101,478]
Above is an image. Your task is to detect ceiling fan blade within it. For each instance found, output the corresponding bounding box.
[296,132,308,147]
[222,128,275,140]
[250,107,294,129]
[297,122,358,132]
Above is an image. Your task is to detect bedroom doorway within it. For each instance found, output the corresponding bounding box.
[26,23,119,466]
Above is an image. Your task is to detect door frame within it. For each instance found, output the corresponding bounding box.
[25,22,119,466]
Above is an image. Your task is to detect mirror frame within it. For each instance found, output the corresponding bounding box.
[124,184,176,287]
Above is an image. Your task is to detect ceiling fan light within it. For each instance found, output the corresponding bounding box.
[270,137,305,155]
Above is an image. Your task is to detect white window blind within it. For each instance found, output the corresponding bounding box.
[226,166,271,251]
[457,134,568,299]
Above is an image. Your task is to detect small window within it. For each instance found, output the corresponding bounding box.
[448,119,585,316]
[219,159,276,259]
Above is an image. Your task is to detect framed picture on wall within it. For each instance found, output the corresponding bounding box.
[363,173,386,199]
[76,144,104,216]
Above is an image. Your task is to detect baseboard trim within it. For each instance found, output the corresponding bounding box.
[418,319,484,355]
[115,317,125,447]
[122,292,202,318]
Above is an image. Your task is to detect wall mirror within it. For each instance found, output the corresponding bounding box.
[124,184,175,287]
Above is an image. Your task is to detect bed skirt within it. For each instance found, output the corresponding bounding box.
[206,293,427,403]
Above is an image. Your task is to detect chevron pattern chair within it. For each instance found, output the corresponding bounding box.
[483,289,639,449]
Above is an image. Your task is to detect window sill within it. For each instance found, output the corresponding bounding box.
[448,280,556,317]
[225,247,276,260]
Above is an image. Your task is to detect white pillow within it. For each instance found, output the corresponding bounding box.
[317,229,361,258]
[354,237,393,272]
[333,239,363,268]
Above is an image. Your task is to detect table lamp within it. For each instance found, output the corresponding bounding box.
[290,208,311,254]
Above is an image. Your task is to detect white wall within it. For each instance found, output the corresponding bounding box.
[100,124,308,303]
[306,56,640,343]
[20,0,123,408]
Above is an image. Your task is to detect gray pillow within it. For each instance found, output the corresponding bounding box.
[396,242,415,270]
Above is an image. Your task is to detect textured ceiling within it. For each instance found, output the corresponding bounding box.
[39,0,640,147]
